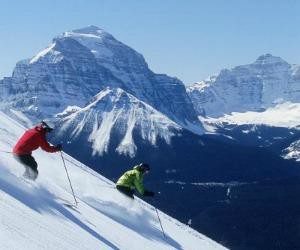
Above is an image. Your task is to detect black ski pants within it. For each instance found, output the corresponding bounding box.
[14,154,38,180]
[116,185,134,199]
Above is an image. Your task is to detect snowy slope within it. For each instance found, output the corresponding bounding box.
[0,112,226,250]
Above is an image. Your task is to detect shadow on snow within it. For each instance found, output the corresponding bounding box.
[0,167,118,249]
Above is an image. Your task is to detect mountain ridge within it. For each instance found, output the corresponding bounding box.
[187,54,300,117]
[54,87,181,157]
[0,25,202,135]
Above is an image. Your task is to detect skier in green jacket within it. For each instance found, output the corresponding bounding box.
[116,163,155,199]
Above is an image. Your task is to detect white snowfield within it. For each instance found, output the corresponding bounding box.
[201,102,300,130]
[0,112,227,250]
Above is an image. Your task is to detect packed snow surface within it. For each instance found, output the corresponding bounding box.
[0,111,226,250]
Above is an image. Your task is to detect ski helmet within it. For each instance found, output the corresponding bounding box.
[138,163,150,172]
[40,121,54,132]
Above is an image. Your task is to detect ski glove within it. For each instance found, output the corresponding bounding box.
[144,190,155,197]
[56,144,63,151]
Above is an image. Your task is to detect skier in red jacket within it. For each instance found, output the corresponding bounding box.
[13,121,62,180]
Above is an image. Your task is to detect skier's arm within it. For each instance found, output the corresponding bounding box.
[39,136,59,153]
[134,174,145,195]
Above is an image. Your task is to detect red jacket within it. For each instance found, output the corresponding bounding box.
[13,125,59,155]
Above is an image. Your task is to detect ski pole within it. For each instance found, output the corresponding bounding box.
[60,151,78,206]
[134,197,166,239]
[0,150,13,154]
[155,206,166,239]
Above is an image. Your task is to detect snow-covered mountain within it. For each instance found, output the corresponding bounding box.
[201,102,300,130]
[0,111,225,250]
[0,25,202,134]
[200,102,300,161]
[283,140,300,162]
[187,54,300,117]
[54,87,181,157]
[187,55,300,163]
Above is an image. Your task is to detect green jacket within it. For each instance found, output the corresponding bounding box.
[116,166,145,195]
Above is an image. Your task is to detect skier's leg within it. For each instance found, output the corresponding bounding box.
[24,156,38,180]
[24,166,38,180]
[116,185,134,199]
[14,154,38,180]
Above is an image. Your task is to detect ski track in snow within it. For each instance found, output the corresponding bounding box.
[0,111,226,250]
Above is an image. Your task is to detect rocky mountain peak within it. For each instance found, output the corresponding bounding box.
[254,54,289,66]
[63,25,115,41]
[187,55,300,117]
[55,87,181,157]
[0,26,203,135]
[72,25,105,35]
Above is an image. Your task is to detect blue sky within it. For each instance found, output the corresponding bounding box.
[0,0,300,84]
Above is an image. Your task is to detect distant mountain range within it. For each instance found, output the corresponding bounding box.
[187,54,300,117]
[187,54,300,162]
[0,25,201,133]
